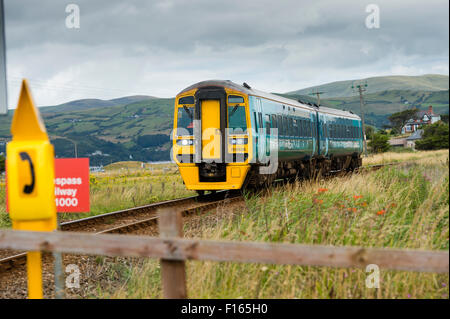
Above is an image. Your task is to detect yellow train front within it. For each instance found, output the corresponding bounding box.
[172,80,253,193]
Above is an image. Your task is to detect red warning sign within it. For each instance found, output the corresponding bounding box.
[54,158,90,212]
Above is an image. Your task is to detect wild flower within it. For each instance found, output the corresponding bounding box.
[317,188,328,193]
[353,195,363,200]
[377,209,386,216]
[313,198,323,205]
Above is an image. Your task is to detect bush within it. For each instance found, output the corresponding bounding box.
[415,121,449,150]
[0,154,4,173]
[368,132,390,153]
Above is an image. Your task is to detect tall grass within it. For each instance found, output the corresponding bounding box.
[105,159,448,299]
[363,149,448,166]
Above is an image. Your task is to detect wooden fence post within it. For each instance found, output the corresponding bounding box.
[158,208,187,299]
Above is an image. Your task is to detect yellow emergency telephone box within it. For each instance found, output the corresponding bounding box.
[6,79,57,298]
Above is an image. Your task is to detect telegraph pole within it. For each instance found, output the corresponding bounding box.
[0,0,7,115]
[352,82,368,156]
[310,90,325,106]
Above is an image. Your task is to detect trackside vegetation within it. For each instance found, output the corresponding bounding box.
[92,151,448,299]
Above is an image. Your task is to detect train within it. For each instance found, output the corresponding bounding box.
[172,80,363,194]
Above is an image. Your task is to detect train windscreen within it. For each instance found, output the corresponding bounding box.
[228,105,247,131]
[177,106,194,136]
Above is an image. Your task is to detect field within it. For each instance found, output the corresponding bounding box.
[0,150,448,298]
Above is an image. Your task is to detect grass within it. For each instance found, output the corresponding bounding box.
[0,150,448,298]
[100,151,449,299]
[363,149,449,166]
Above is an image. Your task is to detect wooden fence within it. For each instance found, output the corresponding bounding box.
[0,208,448,298]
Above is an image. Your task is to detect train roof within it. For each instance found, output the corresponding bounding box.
[178,80,361,120]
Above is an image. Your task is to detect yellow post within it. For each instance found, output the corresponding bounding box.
[6,79,57,299]
[27,251,43,299]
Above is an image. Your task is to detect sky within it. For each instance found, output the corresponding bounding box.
[2,0,449,108]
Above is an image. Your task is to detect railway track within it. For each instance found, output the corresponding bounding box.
[0,160,407,274]
[0,190,242,272]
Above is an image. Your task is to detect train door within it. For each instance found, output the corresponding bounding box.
[201,99,221,161]
[318,114,328,156]
[256,98,266,161]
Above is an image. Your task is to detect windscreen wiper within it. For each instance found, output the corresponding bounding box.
[183,105,193,119]
[229,104,240,117]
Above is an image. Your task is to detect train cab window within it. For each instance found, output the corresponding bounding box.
[177,106,194,136]
[178,96,195,105]
[228,104,247,131]
[228,95,245,104]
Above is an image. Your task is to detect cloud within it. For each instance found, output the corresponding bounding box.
[3,0,449,107]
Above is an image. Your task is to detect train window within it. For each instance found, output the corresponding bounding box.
[289,118,293,136]
[178,96,194,105]
[293,119,298,136]
[283,117,288,136]
[228,105,247,131]
[278,116,283,135]
[271,114,277,129]
[258,113,263,133]
[253,112,258,131]
[177,106,194,136]
[265,114,271,135]
[228,95,245,104]
[307,121,311,137]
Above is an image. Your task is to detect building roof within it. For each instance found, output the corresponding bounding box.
[406,129,424,140]
[389,138,406,146]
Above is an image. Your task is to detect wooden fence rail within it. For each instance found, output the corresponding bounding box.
[0,209,448,297]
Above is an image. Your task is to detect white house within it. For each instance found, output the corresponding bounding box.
[402,106,441,134]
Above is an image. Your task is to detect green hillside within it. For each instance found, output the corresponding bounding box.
[0,98,175,165]
[287,74,449,98]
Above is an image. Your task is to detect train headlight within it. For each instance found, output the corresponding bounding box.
[229,138,248,145]
[177,139,194,146]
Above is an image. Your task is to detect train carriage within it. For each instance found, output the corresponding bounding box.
[172,80,363,193]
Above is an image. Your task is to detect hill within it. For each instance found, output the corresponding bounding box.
[40,95,158,113]
[286,74,449,98]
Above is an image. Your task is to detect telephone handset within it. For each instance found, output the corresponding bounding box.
[19,152,35,194]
